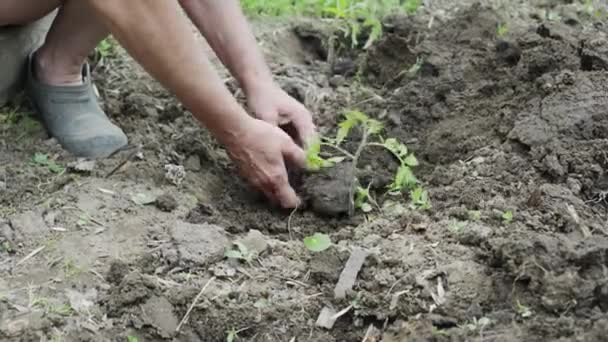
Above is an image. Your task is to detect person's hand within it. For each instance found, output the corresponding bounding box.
[223,117,307,209]
[246,82,316,146]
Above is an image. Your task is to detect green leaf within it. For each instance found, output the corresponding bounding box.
[224,249,244,260]
[127,336,139,342]
[502,210,513,224]
[306,137,325,171]
[32,153,49,166]
[235,242,250,257]
[355,186,369,208]
[404,0,422,15]
[404,154,419,167]
[410,187,431,210]
[383,138,408,160]
[131,193,157,206]
[47,162,65,174]
[336,111,366,145]
[303,233,331,252]
[389,165,417,192]
[365,119,384,135]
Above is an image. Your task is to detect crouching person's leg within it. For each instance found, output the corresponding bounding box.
[2,0,128,159]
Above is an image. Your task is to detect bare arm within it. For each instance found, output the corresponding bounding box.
[180,0,316,144]
[178,0,272,95]
[86,0,305,208]
[87,0,249,142]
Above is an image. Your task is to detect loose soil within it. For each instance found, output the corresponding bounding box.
[2,1,608,341]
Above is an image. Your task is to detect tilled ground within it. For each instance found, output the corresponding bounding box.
[2,1,608,341]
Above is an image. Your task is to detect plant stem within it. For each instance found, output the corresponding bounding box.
[347,128,370,216]
[320,143,355,159]
[366,142,405,165]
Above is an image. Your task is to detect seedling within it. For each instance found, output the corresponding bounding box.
[496,23,509,37]
[224,242,255,263]
[448,220,467,234]
[303,233,332,252]
[31,153,65,174]
[127,336,139,342]
[404,0,422,15]
[515,300,533,318]
[355,185,378,213]
[96,37,118,58]
[468,210,482,221]
[306,110,422,214]
[410,187,431,210]
[463,316,492,332]
[502,210,513,224]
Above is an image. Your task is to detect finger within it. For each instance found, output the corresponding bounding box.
[274,178,301,209]
[281,104,316,146]
[282,139,307,169]
[265,157,301,208]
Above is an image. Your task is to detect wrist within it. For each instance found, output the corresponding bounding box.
[240,69,275,97]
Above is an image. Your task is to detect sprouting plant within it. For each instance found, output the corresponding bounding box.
[463,317,492,332]
[448,220,467,234]
[224,242,255,263]
[515,300,533,318]
[307,110,422,214]
[226,328,238,342]
[502,210,513,224]
[355,185,377,213]
[468,210,482,221]
[407,57,424,78]
[496,23,509,37]
[303,233,332,252]
[410,187,431,210]
[96,37,118,58]
[63,258,83,278]
[403,0,422,15]
[31,153,65,174]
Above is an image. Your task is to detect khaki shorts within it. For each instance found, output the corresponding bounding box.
[0,14,53,106]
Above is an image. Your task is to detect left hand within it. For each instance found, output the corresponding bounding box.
[246,82,316,147]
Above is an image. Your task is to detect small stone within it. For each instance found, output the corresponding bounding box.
[457,223,493,246]
[184,154,202,172]
[140,296,179,338]
[156,193,178,212]
[9,211,48,239]
[238,230,268,256]
[171,221,228,265]
[329,75,346,88]
[68,159,96,173]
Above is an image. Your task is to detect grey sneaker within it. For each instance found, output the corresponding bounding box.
[25,53,127,159]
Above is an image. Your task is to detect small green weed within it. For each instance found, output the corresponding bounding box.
[31,153,65,174]
[63,258,83,278]
[468,210,482,221]
[502,210,513,224]
[303,233,332,252]
[448,220,467,234]
[515,300,533,318]
[224,242,255,263]
[410,187,431,210]
[496,22,509,37]
[96,37,118,58]
[463,316,492,332]
[127,336,139,342]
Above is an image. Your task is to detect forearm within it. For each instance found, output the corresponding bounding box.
[179,0,274,95]
[85,0,252,143]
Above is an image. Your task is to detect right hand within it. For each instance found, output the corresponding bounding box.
[223,118,307,209]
